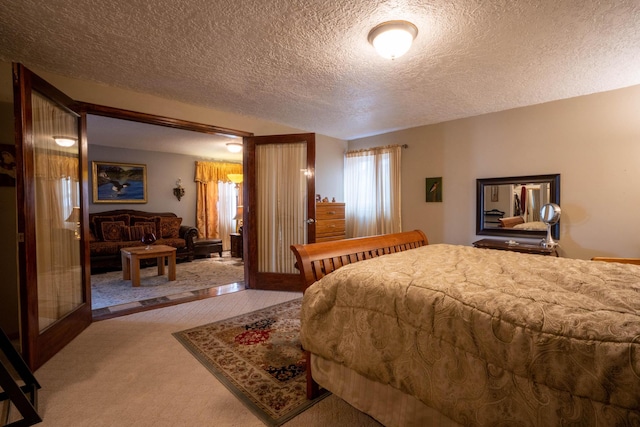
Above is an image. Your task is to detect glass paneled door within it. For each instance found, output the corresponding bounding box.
[14,64,91,370]
[243,134,316,291]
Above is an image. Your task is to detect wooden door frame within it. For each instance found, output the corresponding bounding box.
[13,63,255,369]
[13,64,91,370]
[80,103,254,139]
[243,133,316,291]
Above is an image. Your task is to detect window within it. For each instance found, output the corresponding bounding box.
[344,145,402,237]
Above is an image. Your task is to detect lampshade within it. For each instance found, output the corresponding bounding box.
[368,20,418,60]
[53,136,77,147]
[65,207,81,223]
[228,173,243,184]
[226,142,243,153]
[234,205,243,220]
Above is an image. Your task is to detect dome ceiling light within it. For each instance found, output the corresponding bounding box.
[53,136,77,147]
[368,20,418,60]
[226,142,243,153]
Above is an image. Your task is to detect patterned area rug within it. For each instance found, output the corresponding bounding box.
[173,298,329,426]
[91,256,244,309]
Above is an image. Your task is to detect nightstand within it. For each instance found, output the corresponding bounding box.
[230,233,243,259]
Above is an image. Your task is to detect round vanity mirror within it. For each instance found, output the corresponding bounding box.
[540,203,561,248]
[540,203,561,225]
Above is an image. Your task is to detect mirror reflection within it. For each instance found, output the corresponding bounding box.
[477,174,560,239]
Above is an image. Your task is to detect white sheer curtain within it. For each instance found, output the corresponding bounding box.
[32,92,82,331]
[217,181,236,251]
[344,145,402,237]
[525,188,541,222]
[256,142,307,273]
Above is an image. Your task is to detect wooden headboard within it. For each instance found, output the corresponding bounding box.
[290,230,428,291]
[291,229,429,399]
[498,216,525,228]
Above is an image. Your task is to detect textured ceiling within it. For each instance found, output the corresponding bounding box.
[1,0,640,141]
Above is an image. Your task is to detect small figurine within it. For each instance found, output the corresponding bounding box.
[316,194,321,202]
[331,197,336,202]
[322,197,329,203]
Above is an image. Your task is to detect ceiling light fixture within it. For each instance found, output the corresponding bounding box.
[226,142,243,153]
[368,20,418,60]
[53,136,77,147]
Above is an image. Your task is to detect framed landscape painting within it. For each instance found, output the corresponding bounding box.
[92,161,147,203]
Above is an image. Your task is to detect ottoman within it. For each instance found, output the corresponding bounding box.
[193,238,223,258]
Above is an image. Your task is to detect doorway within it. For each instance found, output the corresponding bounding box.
[84,109,251,319]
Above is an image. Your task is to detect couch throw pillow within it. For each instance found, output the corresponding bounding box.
[101,221,126,242]
[134,221,157,237]
[130,215,162,235]
[160,217,182,238]
[92,214,131,240]
[126,225,147,241]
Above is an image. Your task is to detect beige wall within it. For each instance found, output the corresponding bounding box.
[349,85,640,259]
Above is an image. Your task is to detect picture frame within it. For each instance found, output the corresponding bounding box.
[0,143,17,187]
[425,177,442,203]
[92,161,147,203]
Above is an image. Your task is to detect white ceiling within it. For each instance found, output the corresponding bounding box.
[1,0,640,147]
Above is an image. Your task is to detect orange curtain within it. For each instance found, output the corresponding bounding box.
[194,161,242,238]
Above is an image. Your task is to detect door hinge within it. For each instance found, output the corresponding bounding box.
[17,232,24,242]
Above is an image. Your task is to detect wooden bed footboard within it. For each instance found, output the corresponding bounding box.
[290,229,429,292]
[290,230,429,399]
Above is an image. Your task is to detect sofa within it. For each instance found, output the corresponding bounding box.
[89,209,198,272]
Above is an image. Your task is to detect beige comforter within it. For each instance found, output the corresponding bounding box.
[300,244,640,426]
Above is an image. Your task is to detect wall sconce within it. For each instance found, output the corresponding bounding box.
[65,206,81,239]
[173,178,185,201]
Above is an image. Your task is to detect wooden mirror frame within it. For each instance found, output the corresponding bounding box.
[476,174,561,239]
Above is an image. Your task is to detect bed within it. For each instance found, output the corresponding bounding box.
[290,231,640,426]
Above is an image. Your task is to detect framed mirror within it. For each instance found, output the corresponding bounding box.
[476,174,560,239]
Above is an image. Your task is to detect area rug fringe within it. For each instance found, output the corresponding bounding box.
[173,299,329,426]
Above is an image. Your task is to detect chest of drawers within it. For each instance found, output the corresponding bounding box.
[315,203,345,242]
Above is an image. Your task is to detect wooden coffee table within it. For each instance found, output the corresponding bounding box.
[120,245,177,287]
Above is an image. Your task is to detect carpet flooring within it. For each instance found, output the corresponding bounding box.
[18,290,383,426]
[174,298,329,426]
[91,255,244,310]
